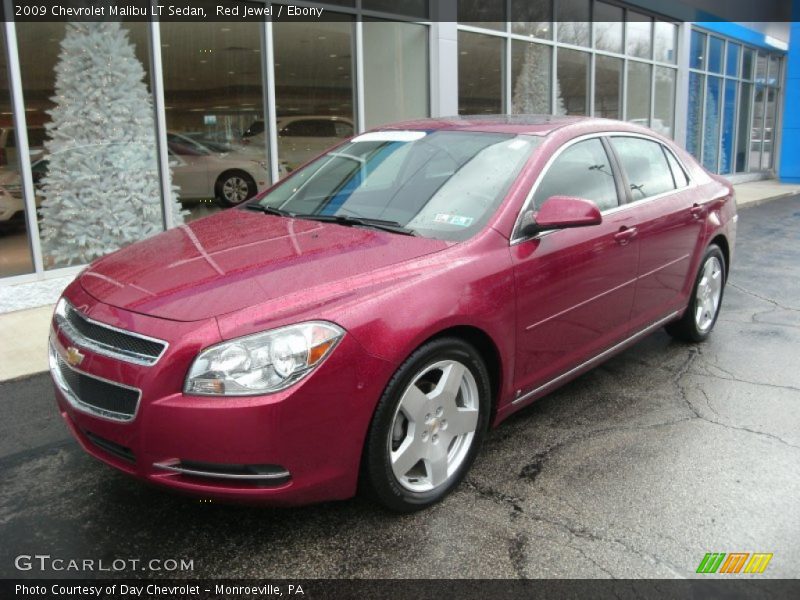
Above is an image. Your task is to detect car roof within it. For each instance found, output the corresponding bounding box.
[375,114,659,138]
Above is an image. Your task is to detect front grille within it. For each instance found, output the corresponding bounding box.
[56,300,167,366]
[84,431,136,463]
[52,348,140,421]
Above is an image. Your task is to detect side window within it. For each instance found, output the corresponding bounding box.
[283,120,337,137]
[610,137,676,201]
[532,138,619,211]
[334,121,354,137]
[663,147,689,188]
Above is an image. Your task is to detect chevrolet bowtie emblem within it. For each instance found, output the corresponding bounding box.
[65,346,85,367]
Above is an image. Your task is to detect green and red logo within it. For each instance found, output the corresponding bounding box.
[696,552,773,574]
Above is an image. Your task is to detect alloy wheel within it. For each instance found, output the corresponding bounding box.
[694,256,723,332]
[388,360,479,492]
[222,176,251,204]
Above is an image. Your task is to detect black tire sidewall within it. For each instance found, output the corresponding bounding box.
[364,337,491,512]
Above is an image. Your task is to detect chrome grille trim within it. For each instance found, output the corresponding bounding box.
[49,339,141,423]
[54,299,168,366]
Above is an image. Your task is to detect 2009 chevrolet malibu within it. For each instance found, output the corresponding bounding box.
[49,116,735,511]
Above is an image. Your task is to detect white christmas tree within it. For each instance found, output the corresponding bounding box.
[512,43,565,115]
[39,22,183,267]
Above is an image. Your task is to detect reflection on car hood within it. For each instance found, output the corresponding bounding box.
[79,208,449,322]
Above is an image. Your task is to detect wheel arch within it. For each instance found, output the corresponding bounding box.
[420,325,504,416]
[215,168,257,187]
[709,234,730,281]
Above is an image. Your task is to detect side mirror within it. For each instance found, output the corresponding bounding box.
[519,195,602,237]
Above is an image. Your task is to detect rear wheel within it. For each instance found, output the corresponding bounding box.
[666,244,726,342]
[363,338,491,512]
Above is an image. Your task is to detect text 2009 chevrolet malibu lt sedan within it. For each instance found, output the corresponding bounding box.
[49,116,735,511]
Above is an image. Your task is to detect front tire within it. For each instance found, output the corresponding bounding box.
[363,337,491,512]
[216,171,257,207]
[666,244,726,343]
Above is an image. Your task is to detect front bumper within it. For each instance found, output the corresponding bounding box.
[50,282,394,506]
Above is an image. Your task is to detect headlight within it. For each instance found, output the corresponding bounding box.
[184,321,344,396]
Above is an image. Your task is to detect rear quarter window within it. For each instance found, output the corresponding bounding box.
[663,147,690,188]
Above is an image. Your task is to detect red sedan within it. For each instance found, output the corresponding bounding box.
[49,116,735,511]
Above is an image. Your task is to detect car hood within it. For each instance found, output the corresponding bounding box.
[79,209,449,322]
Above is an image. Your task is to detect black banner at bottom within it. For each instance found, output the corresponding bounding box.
[2,579,800,600]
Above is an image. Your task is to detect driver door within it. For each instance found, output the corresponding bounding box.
[511,136,639,403]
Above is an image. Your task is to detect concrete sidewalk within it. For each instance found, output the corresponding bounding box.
[0,179,798,382]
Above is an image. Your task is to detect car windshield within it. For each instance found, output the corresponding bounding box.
[253,130,541,241]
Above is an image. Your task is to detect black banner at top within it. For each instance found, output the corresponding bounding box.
[1,0,795,23]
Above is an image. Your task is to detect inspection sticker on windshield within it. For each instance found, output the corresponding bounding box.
[434,213,474,227]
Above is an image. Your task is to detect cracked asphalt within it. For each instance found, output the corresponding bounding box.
[1,197,798,579]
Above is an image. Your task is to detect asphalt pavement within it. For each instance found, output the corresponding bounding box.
[1,196,798,579]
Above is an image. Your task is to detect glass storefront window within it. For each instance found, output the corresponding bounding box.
[751,83,765,168]
[273,19,355,171]
[363,20,429,128]
[654,21,677,64]
[690,30,706,70]
[626,61,651,125]
[720,79,736,174]
[688,28,782,175]
[755,52,768,82]
[742,48,755,80]
[768,55,781,86]
[707,37,724,73]
[686,71,704,159]
[593,3,623,54]
[556,49,589,115]
[511,42,551,114]
[556,0,590,47]
[654,66,676,138]
[511,0,552,39]
[458,32,503,114]
[161,21,270,221]
[626,12,652,59]
[726,43,740,77]
[0,27,35,277]
[594,55,622,119]
[17,22,170,270]
[703,76,722,171]
[762,87,777,169]
[736,82,752,172]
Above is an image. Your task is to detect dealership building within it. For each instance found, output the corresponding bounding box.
[0,0,793,291]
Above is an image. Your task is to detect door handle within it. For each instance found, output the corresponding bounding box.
[690,203,706,219]
[613,226,638,246]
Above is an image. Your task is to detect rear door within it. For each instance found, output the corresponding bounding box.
[511,136,640,402]
[607,136,704,331]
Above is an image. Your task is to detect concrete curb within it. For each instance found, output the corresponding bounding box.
[736,189,800,209]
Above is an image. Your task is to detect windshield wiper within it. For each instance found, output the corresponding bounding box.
[295,214,416,236]
[245,204,295,218]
